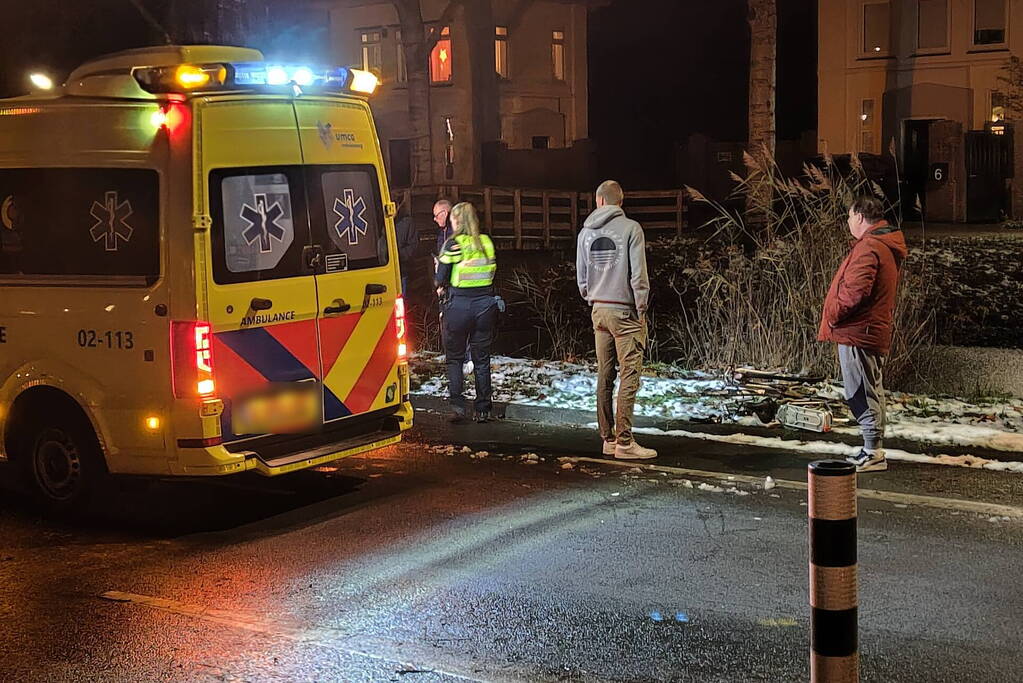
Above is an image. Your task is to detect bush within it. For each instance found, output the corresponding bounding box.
[677,150,937,385]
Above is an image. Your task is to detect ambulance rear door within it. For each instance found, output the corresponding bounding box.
[292,98,402,425]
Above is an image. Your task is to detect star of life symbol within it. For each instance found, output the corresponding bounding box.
[332,189,368,246]
[240,194,287,253]
[89,191,134,252]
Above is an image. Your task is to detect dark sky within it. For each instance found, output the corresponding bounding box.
[0,0,816,189]
[589,0,817,187]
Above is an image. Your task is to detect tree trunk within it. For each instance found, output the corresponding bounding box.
[746,0,776,222]
[463,0,498,185]
[395,0,435,186]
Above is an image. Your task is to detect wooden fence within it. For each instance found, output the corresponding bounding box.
[392,185,687,249]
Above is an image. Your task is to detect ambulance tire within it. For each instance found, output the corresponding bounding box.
[20,415,107,514]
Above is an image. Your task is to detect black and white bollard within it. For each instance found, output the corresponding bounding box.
[808,460,858,682]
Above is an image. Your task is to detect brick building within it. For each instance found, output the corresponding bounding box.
[320,0,601,190]
[818,0,1021,222]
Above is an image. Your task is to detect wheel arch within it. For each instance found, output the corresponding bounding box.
[3,384,107,471]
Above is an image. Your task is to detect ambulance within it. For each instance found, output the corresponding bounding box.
[0,45,413,510]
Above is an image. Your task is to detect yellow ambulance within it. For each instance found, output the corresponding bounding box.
[0,45,413,510]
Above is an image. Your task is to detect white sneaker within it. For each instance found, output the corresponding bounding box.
[614,442,658,460]
[848,449,887,472]
[601,440,617,457]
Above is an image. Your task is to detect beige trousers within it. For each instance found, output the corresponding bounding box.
[592,307,647,445]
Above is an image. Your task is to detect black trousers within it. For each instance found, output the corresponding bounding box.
[443,294,498,414]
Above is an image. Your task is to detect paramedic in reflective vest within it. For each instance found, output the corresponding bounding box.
[435,202,498,423]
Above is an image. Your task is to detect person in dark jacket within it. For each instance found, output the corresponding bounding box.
[819,196,908,472]
[393,201,418,295]
[432,199,454,258]
[436,202,498,424]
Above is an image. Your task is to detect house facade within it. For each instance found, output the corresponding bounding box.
[323,0,597,189]
[819,0,1022,222]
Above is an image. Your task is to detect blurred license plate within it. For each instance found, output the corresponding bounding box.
[233,383,321,435]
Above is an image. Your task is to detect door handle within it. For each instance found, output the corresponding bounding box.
[323,299,352,316]
[250,297,273,311]
[365,283,387,295]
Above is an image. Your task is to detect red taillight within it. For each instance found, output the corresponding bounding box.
[172,321,216,398]
[395,296,408,360]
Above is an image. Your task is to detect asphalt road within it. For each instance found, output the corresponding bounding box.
[1,409,1021,682]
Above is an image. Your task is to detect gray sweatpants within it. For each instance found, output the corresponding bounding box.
[838,344,886,452]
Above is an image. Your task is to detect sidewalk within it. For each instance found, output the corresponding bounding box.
[411,392,1023,470]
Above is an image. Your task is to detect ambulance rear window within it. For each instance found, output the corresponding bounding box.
[210,167,310,285]
[308,165,389,272]
[0,168,160,285]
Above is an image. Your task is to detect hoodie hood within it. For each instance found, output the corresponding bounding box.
[866,222,909,265]
[584,204,625,230]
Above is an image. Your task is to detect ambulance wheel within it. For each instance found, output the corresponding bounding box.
[22,419,106,513]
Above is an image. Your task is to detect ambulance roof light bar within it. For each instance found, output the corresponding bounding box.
[132,61,379,96]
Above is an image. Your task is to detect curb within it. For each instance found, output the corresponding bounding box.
[410,393,1023,464]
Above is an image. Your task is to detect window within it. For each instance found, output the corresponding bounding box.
[860,100,876,153]
[211,168,305,284]
[917,0,948,50]
[861,99,875,125]
[0,168,160,284]
[360,31,382,74]
[975,0,1006,45]
[313,167,388,271]
[210,166,389,284]
[863,2,890,55]
[531,136,550,150]
[861,131,876,154]
[396,30,408,84]
[430,26,453,83]
[716,151,733,163]
[991,91,1007,122]
[552,30,565,81]
[495,26,509,79]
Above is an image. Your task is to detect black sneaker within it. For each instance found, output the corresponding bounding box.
[847,449,887,472]
[474,411,491,424]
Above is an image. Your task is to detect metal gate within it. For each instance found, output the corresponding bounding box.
[965,130,1013,223]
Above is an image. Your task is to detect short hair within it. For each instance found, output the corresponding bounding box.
[434,199,452,212]
[849,196,885,223]
[596,180,624,206]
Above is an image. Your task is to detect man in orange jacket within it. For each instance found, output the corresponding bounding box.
[819,196,908,472]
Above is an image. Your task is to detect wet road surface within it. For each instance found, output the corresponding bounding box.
[1,409,1021,681]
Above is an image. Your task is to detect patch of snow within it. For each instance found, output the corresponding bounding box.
[412,352,1023,453]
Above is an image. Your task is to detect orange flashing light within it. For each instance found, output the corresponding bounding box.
[349,69,379,95]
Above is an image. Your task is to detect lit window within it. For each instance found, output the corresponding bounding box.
[975,0,1006,45]
[552,30,565,81]
[431,26,453,83]
[917,0,948,50]
[361,31,382,74]
[863,2,890,55]
[495,26,509,79]
[861,99,874,125]
[396,30,408,84]
[992,91,1006,123]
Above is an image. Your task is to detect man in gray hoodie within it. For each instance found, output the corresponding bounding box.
[576,180,657,460]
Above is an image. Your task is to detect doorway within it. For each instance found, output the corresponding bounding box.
[903,119,938,220]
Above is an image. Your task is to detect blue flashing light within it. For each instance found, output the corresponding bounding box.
[232,63,350,90]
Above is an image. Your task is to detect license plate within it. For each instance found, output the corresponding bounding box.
[232,383,321,436]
